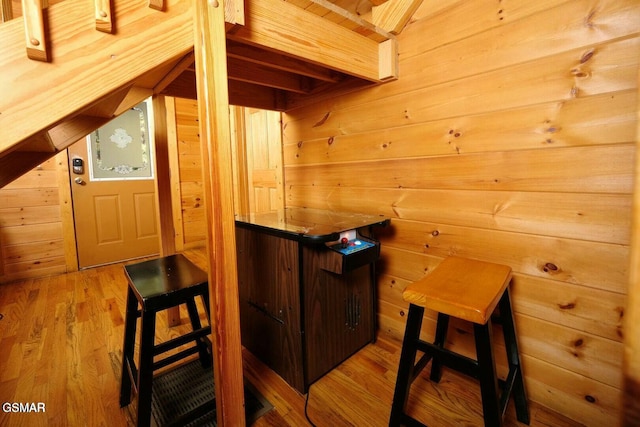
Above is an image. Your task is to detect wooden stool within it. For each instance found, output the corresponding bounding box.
[389,257,530,427]
[119,254,213,427]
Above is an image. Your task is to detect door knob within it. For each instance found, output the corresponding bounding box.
[74,177,86,185]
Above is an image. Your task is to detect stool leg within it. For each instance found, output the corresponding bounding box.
[136,310,156,427]
[499,289,530,425]
[186,297,211,368]
[474,320,502,427]
[201,290,211,321]
[389,304,425,427]
[119,287,138,407]
[429,313,450,382]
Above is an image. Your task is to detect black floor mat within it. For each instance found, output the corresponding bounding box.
[151,360,273,426]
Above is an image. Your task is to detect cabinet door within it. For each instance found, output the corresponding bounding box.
[235,227,304,391]
[303,245,375,385]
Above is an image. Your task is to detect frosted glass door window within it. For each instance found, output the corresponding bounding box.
[87,100,155,181]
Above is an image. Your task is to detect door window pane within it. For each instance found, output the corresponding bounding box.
[87,99,155,181]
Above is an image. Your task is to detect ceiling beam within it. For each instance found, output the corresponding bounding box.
[228,80,287,111]
[228,0,397,82]
[227,56,312,94]
[226,40,341,83]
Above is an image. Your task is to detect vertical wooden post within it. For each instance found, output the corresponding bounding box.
[622,70,640,426]
[152,95,182,326]
[193,0,246,425]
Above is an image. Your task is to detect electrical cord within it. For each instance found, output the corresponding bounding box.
[304,384,318,427]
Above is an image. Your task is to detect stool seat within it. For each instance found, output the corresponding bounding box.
[124,253,209,312]
[390,256,529,427]
[403,256,512,324]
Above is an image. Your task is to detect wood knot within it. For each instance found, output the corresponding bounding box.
[313,112,331,127]
[431,230,439,237]
[543,262,559,273]
[297,141,303,148]
[328,136,334,145]
[581,49,595,64]
[399,310,405,317]
[585,395,596,403]
[558,302,576,310]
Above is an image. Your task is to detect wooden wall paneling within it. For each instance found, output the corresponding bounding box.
[408,0,560,49]
[0,223,4,277]
[622,57,640,426]
[0,205,60,227]
[377,218,628,293]
[193,0,245,423]
[285,145,635,194]
[0,188,58,207]
[402,0,640,82]
[521,353,620,427]
[281,2,639,419]
[174,97,206,250]
[282,37,640,142]
[2,240,65,264]
[286,185,632,245]
[284,90,638,165]
[0,157,68,283]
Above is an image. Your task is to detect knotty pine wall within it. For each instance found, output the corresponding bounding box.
[282,0,639,425]
[169,97,208,251]
[0,153,74,283]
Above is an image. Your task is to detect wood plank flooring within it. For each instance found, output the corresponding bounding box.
[0,249,584,426]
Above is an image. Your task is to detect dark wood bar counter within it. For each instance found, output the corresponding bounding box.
[235,208,389,393]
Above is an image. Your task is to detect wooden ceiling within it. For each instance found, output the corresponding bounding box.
[158,0,412,111]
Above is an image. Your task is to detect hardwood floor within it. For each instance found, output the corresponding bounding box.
[0,249,584,427]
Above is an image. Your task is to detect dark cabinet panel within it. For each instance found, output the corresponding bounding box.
[236,226,304,392]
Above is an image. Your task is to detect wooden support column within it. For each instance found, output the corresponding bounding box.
[193,0,245,425]
[152,95,182,326]
[622,69,640,426]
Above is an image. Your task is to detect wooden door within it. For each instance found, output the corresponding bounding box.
[69,101,159,268]
[244,108,284,213]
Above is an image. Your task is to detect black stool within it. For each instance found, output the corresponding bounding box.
[119,254,214,427]
[389,256,530,426]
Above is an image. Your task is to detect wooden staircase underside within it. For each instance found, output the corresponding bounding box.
[0,0,420,188]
